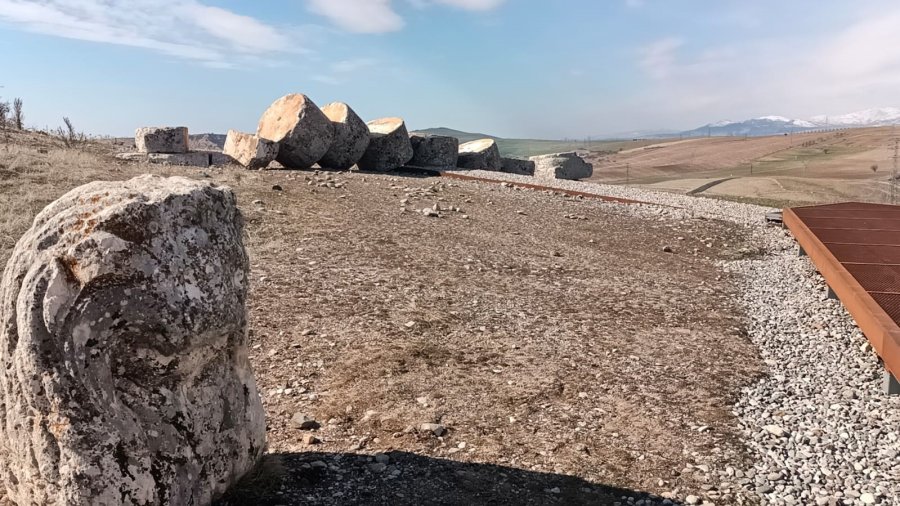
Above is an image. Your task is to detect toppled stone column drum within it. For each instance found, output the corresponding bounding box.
[409,134,459,168]
[357,117,414,172]
[257,93,334,169]
[0,175,266,505]
[318,102,369,170]
[457,138,501,171]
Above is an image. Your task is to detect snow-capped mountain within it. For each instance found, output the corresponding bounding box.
[809,107,900,127]
[680,116,819,138]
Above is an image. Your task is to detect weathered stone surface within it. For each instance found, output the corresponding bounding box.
[0,175,266,505]
[223,130,278,170]
[530,152,593,180]
[319,102,369,170]
[501,157,535,176]
[135,127,189,154]
[208,152,235,166]
[457,138,501,171]
[115,152,148,162]
[148,152,210,167]
[357,117,414,172]
[257,94,334,169]
[409,134,459,168]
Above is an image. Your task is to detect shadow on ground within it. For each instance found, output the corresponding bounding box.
[216,451,679,506]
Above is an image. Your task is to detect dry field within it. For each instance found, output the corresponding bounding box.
[586,127,900,207]
[0,130,765,505]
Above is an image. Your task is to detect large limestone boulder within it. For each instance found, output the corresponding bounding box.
[357,117,414,172]
[318,102,369,170]
[457,138,501,171]
[147,152,210,167]
[530,152,593,180]
[0,175,266,505]
[501,157,536,176]
[257,94,334,169]
[409,134,459,168]
[223,130,278,169]
[135,127,189,154]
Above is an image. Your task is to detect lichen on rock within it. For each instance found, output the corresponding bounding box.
[0,174,266,505]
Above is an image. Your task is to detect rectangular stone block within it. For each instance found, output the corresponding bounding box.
[224,130,278,170]
[136,126,189,154]
[148,152,210,168]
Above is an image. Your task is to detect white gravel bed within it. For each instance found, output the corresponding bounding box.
[446,170,900,505]
[725,229,900,506]
[440,169,777,226]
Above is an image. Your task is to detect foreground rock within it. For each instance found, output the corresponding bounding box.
[530,152,593,180]
[409,134,459,168]
[224,130,278,169]
[0,175,266,505]
[457,138,501,171]
[501,157,535,176]
[148,152,210,167]
[319,102,369,170]
[257,94,334,169]
[357,117,414,171]
[135,126,189,154]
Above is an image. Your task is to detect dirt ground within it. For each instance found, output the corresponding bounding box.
[587,127,900,207]
[0,130,764,505]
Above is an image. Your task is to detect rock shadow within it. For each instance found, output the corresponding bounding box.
[215,450,679,506]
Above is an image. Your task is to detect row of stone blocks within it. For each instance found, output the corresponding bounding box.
[221,93,593,180]
[122,94,593,180]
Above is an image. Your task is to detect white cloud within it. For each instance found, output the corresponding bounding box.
[625,0,645,7]
[638,37,683,80]
[306,0,404,34]
[313,57,379,85]
[305,0,505,34]
[433,0,506,10]
[0,0,299,67]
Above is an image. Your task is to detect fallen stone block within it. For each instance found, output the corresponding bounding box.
[357,117,414,172]
[115,152,148,162]
[458,138,501,171]
[223,130,278,169]
[530,152,593,180]
[148,152,210,167]
[0,174,266,505]
[135,126,189,153]
[501,157,535,176]
[319,102,369,170]
[209,151,235,166]
[409,134,459,168]
[257,94,334,169]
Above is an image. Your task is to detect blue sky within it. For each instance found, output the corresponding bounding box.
[1,0,899,138]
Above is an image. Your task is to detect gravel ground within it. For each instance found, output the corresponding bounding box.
[443,170,900,505]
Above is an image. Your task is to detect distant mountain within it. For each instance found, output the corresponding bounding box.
[411,127,497,144]
[810,107,900,127]
[189,133,227,151]
[681,116,819,138]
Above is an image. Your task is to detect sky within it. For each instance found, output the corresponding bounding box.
[1,0,900,139]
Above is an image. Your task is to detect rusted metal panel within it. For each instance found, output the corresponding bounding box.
[784,203,900,378]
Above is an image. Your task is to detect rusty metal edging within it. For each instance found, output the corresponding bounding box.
[784,208,900,377]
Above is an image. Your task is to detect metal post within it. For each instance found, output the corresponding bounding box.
[884,370,900,395]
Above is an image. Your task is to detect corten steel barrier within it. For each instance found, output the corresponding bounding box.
[784,202,900,393]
